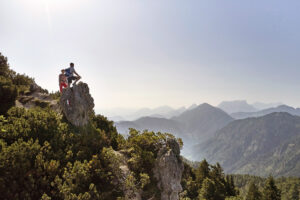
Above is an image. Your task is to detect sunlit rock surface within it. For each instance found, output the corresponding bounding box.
[154,138,184,200]
[59,82,94,126]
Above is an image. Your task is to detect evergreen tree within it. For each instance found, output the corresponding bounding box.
[0,53,10,77]
[287,183,299,200]
[198,178,216,200]
[195,159,210,185]
[246,182,262,200]
[225,175,237,197]
[210,163,226,200]
[0,77,18,115]
[262,176,281,200]
[0,52,33,115]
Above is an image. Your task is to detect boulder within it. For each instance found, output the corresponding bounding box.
[59,82,94,126]
[153,138,184,200]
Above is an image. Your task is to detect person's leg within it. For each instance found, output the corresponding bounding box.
[73,76,81,85]
[68,77,72,87]
[60,83,63,93]
[62,82,68,90]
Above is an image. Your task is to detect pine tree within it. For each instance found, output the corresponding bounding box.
[225,175,237,197]
[198,178,215,200]
[287,183,299,200]
[246,182,262,200]
[0,53,9,77]
[262,176,281,200]
[210,163,226,200]
[195,159,210,185]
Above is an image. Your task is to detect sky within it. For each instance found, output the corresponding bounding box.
[1,0,300,115]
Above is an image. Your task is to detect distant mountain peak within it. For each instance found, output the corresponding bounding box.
[218,100,257,114]
[231,104,300,119]
[187,104,198,110]
[276,104,294,109]
[199,102,213,107]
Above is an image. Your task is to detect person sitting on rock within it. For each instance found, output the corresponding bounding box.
[59,69,68,93]
[65,62,81,87]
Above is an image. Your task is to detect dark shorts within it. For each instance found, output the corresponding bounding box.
[68,76,77,84]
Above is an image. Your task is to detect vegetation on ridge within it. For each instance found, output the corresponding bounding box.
[0,52,298,199]
[0,53,240,200]
[0,53,34,115]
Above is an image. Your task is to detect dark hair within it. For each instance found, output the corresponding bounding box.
[70,63,74,67]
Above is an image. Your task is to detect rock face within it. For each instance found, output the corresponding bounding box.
[154,138,184,200]
[59,82,94,127]
[16,81,59,111]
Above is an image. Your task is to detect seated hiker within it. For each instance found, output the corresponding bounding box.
[65,62,81,87]
[59,69,68,93]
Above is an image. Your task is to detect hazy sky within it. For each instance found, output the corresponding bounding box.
[1,0,300,112]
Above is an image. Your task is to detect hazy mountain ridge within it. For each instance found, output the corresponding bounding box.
[231,104,300,119]
[116,116,184,138]
[252,102,283,110]
[171,103,234,141]
[116,103,234,145]
[102,105,188,121]
[104,100,284,122]
[218,100,257,114]
[195,112,300,177]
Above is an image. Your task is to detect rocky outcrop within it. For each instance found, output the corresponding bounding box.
[153,138,184,200]
[59,82,94,127]
[16,81,59,111]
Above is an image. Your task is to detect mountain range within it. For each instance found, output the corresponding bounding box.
[100,105,198,121]
[116,103,233,144]
[116,102,300,177]
[171,103,234,142]
[116,116,183,138]
[194,112,300,177]
[218,100,257,114]
[231,105,300,119]
[100,100,282,122]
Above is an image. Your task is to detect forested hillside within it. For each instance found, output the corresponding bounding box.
[195,112,300,177]
[233,174,300,200]
[0,53,240,200]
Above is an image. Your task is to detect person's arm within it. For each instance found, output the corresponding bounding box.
[74,70,81,78]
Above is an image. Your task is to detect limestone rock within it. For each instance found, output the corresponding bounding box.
[153,138,184,200]
[59,82,94,126]
[16,81,59,111]
[29,81,43,94]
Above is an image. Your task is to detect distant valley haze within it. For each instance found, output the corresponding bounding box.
[98,100,283,121]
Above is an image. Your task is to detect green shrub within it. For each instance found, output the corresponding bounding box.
[34,99,50,108]
[0,52,34,115]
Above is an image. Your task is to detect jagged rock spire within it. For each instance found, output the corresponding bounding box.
[59,82,94,126]
[154,138,184,200]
